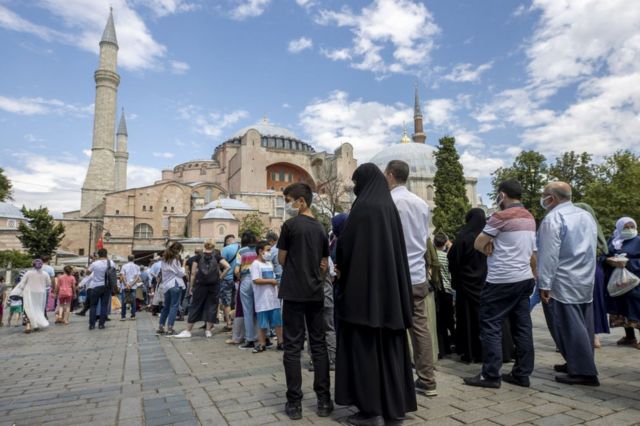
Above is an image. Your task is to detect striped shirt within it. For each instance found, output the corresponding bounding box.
[238,246,258,278]
[482,204,536,284]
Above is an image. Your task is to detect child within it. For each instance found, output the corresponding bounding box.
[250,240,283,353]
[8,295,23,327]
[55,266,77,325]
[434,233,455,356]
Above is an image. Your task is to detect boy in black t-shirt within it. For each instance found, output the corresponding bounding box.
[277,183,333,420]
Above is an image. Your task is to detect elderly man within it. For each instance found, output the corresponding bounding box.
[538,182,599,386]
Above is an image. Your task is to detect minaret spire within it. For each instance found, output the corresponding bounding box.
[412,82,426,144]
[115,108,129,191]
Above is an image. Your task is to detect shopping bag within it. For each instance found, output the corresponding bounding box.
[607,267,640,297]
[111,295,122,311]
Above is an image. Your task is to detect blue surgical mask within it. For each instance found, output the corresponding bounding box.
[620,228,638,240]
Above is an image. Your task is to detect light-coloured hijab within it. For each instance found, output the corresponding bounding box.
[612,216,637,250]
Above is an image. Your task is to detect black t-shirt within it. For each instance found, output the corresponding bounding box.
[277,215,329,302]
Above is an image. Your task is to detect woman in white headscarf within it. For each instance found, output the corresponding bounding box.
[14,259,51,333]
[604,217,640,349]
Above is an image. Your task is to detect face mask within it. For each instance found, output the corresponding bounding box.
[285,201,299,216]
[540,196,552,210]
[262,251,271,261]
[620,228,638,240]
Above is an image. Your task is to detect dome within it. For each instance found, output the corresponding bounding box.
[369,143,437,178]
[232,119,298,139]
[199,198,254,211]
[0,202,25,219]
[202,208,236,221]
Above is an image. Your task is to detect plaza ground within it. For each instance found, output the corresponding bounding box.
[0,308,639,426]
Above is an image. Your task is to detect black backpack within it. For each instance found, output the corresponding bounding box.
[195,253,220,286]
[104,261,118,294]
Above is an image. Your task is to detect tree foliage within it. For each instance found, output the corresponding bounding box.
[0,250,33,268]
[548,151,596,202]
[0,167,12,202]
[432,136,470,237]
[583,150,640,235]
[17,206,65,258]
[314,161,350,216]
[239,212,268,239]
[491,150,548,222]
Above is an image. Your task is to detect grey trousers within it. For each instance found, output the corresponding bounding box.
[307,280,336,363]
[553,301,598,376]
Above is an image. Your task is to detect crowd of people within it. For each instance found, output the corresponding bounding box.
[1,159,639,426]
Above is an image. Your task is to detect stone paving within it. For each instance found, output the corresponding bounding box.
[0,308,639,426]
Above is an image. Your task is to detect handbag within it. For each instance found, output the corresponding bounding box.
[607,267,640,297]
[10,282,24,298]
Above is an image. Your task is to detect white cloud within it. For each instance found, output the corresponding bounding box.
[473,89,555,129]
[295,0,315,9]
[153,152,175,158]
[0,95,92,116]
[127,164,162,188]
[282,103,291,108]
[230,0,271,20]
[315,0,440,75]
[320,48,351,61]
[178,105,249,138]
[288,37,313,54]
[0,4,69,42]
[82,149,92,157]
[444,62,493,83]
[24,134,44,143]
[459,151,505,178]
[424,98,456,127]
[299,90,411,161]
[134,0,199,17]
[170,60,190,74]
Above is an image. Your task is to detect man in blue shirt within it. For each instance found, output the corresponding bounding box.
[537,182,599,386]
[220,234,240,330]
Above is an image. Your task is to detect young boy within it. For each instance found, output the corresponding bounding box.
[8,295,23,327]
[434,233,455,356]
[250,240,283,353]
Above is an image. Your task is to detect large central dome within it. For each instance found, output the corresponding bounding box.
[370,143,437,178]
[231,120,298,139]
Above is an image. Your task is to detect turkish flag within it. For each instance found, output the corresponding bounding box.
[96,236,104,250]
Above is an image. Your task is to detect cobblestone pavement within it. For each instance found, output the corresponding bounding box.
[0,308,639,426]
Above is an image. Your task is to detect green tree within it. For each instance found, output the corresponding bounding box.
[548,151,596,202]
[239,212,268,239]
[432,136,471,237]
[583,150,640,235]
[491,150,547,221]
[17,206,65,258]
[0,250,33,268]
[0,167,12,202]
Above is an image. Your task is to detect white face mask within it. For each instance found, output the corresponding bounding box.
[620,228,638,240]
[540,196,552,210]
[285,201,299,216]
[262,251,271,261]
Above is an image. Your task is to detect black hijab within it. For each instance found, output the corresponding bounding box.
[335,163,413,330]
[447,208,487,298]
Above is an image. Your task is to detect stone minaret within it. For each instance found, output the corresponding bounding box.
[114,108,128,191]
[81,8,120,215]
[412,83,427,144]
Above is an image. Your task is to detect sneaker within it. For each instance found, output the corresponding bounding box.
[317,399,334,417]
[205,330,213,338]
[252,344,266,353]
[463,373,501,389]
[554,363,568,373]
[415,378,438,396]
[130,316,136,320]
[284,402,302,421]
[98,324,105,329]
[265,338,274,348]
[238,341,255,350]
[225,339,240,345]
[501,373,530,388]
[174,330,192,339]
[120,318,127,321]
[155,327,165,335]
[165,328,177,336]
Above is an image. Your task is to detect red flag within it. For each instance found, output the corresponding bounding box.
[96,236,104,250]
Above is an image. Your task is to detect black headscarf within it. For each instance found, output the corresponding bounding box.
[447,208,487,300]
[335,163,413,330]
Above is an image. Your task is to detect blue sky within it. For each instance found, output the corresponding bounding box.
[1,0,638,213]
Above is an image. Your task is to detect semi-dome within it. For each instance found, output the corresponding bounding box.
[202,208,236,221]
[0,202,25,219]
[369,143,437,178]
[232,119,298,139]
[199,198,254,211]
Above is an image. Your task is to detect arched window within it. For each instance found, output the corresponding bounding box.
[218,225,226,235]
[134,223,153,239]
[427,185,435,201]
[7,219,17,228]
[170,206,175,213]
[149,205,153,212]
[142,205,146,212]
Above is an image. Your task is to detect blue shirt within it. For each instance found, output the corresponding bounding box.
[537,202,597,304]
[269,246,283,281]
[221,243,241,280]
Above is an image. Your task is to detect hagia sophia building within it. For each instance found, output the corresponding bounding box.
[44,10,477,261]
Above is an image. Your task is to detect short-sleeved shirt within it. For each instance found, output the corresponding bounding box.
[250,260,280,312]
[121,262,141,287]
[221,243,241,280]
[435,250,453,293]
[238,246,258,278]
[482,204,536,284]
[88,259,116,289]
[42,264,55,288]
[277,215,329,302]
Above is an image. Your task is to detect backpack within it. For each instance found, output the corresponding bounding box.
[104,261,118,294]
[195,253,220,286]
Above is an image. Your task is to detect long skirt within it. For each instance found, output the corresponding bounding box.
[23,290,49,329]
[455,292,482,362]
[593,263,610,334]
[335,322,417,419]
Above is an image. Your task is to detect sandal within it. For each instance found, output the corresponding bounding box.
[616,336,638,346]
[225,339,240,345]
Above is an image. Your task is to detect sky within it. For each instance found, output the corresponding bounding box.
[1,0,639,214]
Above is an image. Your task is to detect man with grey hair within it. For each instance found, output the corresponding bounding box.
[538,181,600,386]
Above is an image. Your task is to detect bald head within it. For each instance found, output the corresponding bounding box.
[545,181,572,201]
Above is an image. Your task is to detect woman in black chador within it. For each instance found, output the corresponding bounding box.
[335,163,417,426]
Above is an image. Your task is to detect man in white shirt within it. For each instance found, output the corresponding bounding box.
[119,255,140,320]
[385,160,437,397]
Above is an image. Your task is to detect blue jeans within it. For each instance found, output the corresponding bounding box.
[239,275,257,342]
[121,289,136,318]
[89,286,111,328]
[159,286,181,329]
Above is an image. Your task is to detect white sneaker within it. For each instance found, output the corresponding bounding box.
[205,330,213,338]
[174,330,192,338]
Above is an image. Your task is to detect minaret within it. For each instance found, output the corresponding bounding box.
[114,108,128,191]
[412,83,427,144]
[81,8,120,215]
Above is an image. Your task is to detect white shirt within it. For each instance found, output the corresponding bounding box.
[121,261,141,289]
[160,259,186,294]
[88,259,116,289]
[250,260,280,312]
[391,185,429,285]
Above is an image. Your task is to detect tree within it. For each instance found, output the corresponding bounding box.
[313,161,350,216]
[0,250,33,268]
[0,167,12,202]
[239,212,268,239]
[548,151,596,202]
[432,136,471,237]
[583,150,640,235]
[17,206,65,258]
[491,150,547,222]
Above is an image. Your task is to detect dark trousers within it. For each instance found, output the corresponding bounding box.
[553,301,598,376]
[480,279,535,380]
[80,288,94,313]
[282,300,331,404]
[89,286,111,327]
[437,291,456,356]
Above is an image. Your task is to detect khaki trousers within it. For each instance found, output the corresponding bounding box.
[409,282,436,386]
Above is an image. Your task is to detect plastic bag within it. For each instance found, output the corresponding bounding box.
[607,267,640,297]
[111,295,122,311]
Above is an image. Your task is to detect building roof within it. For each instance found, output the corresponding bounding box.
[231,118,297,139]
[370,142,437,178]
[199,198,254,211]
[202,208,236,221]
[0,202,25,219]
[117,108,127,136]
[101,8,118,46]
